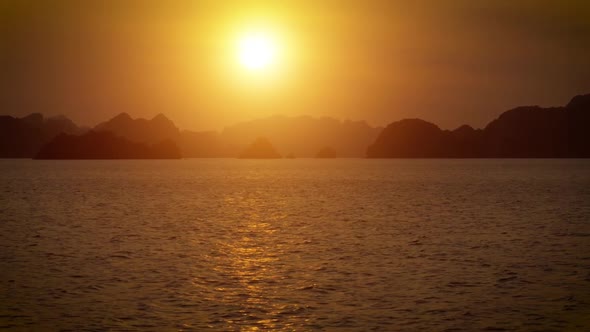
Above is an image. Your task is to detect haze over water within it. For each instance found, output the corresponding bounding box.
[1,159,590,331]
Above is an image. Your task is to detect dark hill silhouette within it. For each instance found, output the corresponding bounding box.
[94,113,180,144]
[0,114,83,158]
[239,137,282,159]
[21,113,44,128]
[43,115,81,139]
[450,125,484,157]
[35,131,181,159]
[0,116,44,158]
[367,93,590,158]
[222,115,381,158]
[566,94,590,157]
[482,106,567,157]
[367,119,452,158]
[2,92,589,159]
[95,113,235,157]
[316,147,338,158]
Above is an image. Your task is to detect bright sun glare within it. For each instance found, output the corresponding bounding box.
[238,32,278,71]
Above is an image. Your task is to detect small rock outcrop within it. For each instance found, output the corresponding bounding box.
[239,137,282,159]
[315,147,337,158]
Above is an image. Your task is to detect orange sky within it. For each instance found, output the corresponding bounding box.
[1,0,589,130]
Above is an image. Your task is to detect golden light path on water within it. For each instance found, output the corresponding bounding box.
[195,192,308,331]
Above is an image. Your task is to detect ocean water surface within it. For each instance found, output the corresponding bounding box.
[1,159,590,331]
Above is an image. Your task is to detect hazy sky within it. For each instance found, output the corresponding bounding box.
[1,0,589,130]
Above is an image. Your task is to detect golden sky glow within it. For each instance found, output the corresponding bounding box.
[1,1,589,131]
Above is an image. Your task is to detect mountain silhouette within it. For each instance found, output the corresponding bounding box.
[239,137,282,159]
[35,131,181,159]
[565,94,590,157]
[94,113,180,144]
[482,106,567,157]
[367,93,590,158]
[2,92,588,159]
[95,113,379,158]
[222,115,381,157]
[95,113,234,157]
[0,116,44,158]
[0,114,83,158]
[367,119,450,158]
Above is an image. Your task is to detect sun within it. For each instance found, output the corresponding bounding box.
[237,32,278,71]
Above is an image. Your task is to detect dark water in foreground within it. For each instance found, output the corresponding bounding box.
[1,159,590,331]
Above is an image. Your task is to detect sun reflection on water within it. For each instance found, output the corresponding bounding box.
[198,192,307,331]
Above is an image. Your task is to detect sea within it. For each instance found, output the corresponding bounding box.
[1,159,589,331]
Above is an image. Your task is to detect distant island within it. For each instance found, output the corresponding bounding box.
[316,147,337,158]
[221,115,381,158]
[1,93,588,159]
[239,137,282,159]
[0,113,85,158]
[35,131,181,159]
[0,112,380,159]
[367,93,590,158]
